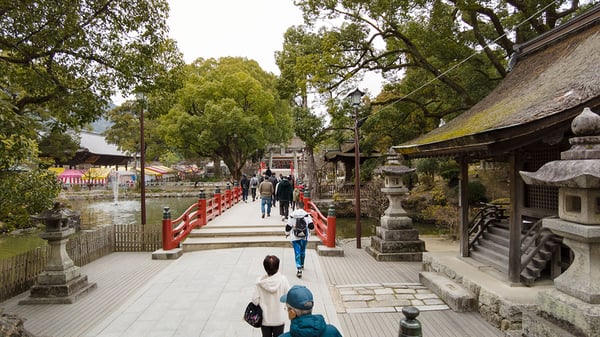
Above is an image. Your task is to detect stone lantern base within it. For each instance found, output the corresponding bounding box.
[20,272,97,305]
[366,215,425,262]
[19,229,96,305]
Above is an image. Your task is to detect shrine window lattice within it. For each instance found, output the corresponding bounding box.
[523,148,559,211]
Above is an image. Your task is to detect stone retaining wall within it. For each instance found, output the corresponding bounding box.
[422,254,537,332]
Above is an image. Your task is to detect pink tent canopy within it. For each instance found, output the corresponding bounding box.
[58,169,84,185]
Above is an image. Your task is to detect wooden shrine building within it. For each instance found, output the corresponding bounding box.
[394,5,600,284]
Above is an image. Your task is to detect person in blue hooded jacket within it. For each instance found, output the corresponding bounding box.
[279,285,342,337]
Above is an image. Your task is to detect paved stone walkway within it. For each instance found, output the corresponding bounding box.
[336,282,449,314]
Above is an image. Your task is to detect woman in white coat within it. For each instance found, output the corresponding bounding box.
[252,255,290,337]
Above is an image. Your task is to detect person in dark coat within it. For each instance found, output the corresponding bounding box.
[276,176,293,221]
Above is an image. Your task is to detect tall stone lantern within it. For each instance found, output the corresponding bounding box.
[366,151,425,261]
[519,107,600,337]
[19,203,96,304]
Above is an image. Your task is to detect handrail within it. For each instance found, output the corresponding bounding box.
[301,190,336,248]
[161,184,242,250]
[519,217,557,273]
[468,203,507,250]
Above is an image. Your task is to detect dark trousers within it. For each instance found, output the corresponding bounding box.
[261,324,284,337]
[279,200,290,218]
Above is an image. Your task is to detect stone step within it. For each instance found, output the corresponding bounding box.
[188,226,285,237]
[182,235,320,251]
[469,248,508,273]
[419,271,476,312]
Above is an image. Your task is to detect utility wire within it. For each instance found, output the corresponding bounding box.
[371,0,561,115]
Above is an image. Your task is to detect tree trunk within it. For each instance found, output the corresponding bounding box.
[306,147,318,199]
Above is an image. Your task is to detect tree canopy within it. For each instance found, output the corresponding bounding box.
[284,0,593,153]
[158,57,293,180]
[0,0,183,229]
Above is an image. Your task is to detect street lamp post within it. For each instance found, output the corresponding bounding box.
[137,93,147,226]
[347,88,364,249]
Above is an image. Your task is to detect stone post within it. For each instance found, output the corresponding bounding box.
[20,203,96,305]
[366,151,425,261]
[519,107,600,337]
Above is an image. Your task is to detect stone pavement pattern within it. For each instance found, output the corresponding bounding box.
[337,282,449,314]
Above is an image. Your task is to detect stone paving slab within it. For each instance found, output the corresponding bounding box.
[334,282,450,314]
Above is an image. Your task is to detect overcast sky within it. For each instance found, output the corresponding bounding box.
[111,1,381,104]
[167,0,304,74]
[166,0,382,96]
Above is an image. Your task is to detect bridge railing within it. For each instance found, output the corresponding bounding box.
[161,183,242,250]
[301,190,336,248]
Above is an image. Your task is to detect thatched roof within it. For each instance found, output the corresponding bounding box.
[394,5,600,160]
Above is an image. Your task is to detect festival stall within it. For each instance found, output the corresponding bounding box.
[83,167,112,186]
[58,169,85,185]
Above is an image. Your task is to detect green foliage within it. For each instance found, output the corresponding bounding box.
[159,58,292,180]
[38,131,80,163]
[104,100,175,163]
[468,181,488,205]
[415,158,438,178]
[289,0,592,155]
[0,1,183,229]
[0,168,62,231]
[422,204,459,238]
[431,189,447,206]
[438,159,460,187]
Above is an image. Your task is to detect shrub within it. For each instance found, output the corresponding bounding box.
[422,204,459,239]
[468,181,488,205]
[0,168,62,231]
[438,160,460,187]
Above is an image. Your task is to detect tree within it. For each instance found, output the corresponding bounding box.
[104,100,178,166]
[0,0,182,227]
[291,0,592,151]
[159,57,293,180]
[1,0,182,135]
[38,130,81,164]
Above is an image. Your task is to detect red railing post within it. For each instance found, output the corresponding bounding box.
[198,190,207,227]
[215,186,222,215]
[303,190,310,212]
[326,205,336,248]
[232,182,239,204]
[299,186,305,206]
[162,207,177,250]
[226,183,232,208]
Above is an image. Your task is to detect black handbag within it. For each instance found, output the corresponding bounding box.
[243,302,262,328]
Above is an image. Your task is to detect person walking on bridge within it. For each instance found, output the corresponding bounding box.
[276,175,293,221]
[285,205,314,278]
[250,174,259,201]
[279,285,342,337]
[251,255,290,337]
[258,174,274,218]
[240,174,250,202]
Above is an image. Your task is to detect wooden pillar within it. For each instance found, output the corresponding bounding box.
[459,156,469,257]
[508,152,523,283]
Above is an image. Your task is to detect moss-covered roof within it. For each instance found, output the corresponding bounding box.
[394,5,600,159]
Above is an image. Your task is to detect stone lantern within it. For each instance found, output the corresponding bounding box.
[519,107,600,337]
[19,202,96,304]
[366,150,425,261]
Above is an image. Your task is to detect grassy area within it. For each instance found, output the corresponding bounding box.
[0,232,46,259]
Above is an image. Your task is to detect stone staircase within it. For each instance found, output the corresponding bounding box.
[182,223,320,251]
[469,219,563,285]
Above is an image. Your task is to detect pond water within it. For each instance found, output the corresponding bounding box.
[64,197,199,227]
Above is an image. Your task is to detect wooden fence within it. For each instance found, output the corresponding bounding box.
[0,223,161,302]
